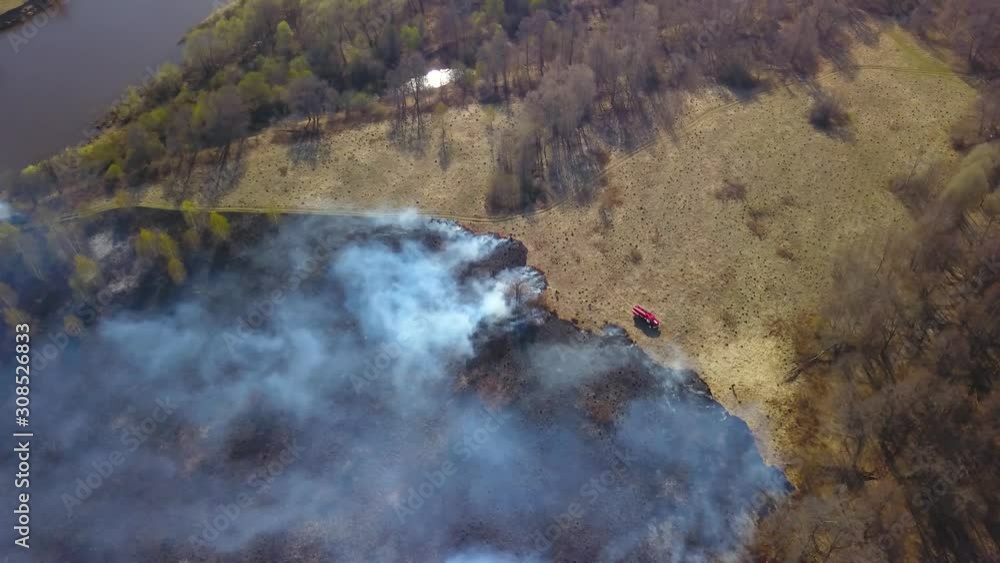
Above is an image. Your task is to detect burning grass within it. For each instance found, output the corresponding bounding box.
[14,210,787,562]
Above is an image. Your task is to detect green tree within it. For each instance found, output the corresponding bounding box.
[401,24,422,53]
[193,86,249,150]
[78,131,125,174]
[138,107,170,137]
[136,228,158,257]
[124,123,165,173]
[167,257,188,285]
[288,55,313,80]
[105,163,125,184]
[237,71,277,118]
[69,255,101,297]
[180,200,200,228]
[113,189,130,208]
[275,20,297,56]
[159,232,180,259]
[148,63,183,105]
[210,212,231,241]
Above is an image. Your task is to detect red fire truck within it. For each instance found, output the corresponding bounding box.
[631,305,660,330]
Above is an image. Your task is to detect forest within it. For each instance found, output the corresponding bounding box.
[2,0,997,213]
[753,143,1000,561]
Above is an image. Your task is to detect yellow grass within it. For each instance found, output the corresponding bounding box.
[0,0,27,15]
[116,29,974,467]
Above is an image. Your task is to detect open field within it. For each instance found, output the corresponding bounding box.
[115,29,976,469]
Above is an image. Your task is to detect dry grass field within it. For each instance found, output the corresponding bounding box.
[0,0,27,16]
[126,29,975,466]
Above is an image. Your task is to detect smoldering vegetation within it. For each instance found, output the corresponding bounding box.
[1,213,786,562]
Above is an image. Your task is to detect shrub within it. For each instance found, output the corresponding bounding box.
[809,93,850,131]
[715,181,747,202]
[718,62,758,91]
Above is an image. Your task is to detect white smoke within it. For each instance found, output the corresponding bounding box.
[1,213,784,563]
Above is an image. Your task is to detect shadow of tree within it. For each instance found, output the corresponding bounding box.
[287,130,331,169]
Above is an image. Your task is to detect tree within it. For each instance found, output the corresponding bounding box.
[275,20,298,57]
[195,86,250,151]
[478,27,514,97]
[0,282,17,309]
[559,10,585,66]
[400,23,422,53]
[167,257,188,285]
[525,64,596,142]
[113,190,130,208]
[342,91,374,121]
[283,73,332,132]
[974,81,1000,139]
[158,232,180,259]
[585,31,622,106]
[78,131,125,174]
[124,123,165,174]
[105,163,125,185]
[136,228,158,258]
[181,200,201,229]
[182,227,202,250]
[69,254,101,297]
[518,10,552,77]
[165,104,196,161]
[809,91,851,132]
[238,71,278,121]
[398,52,427,137]
[147,63,183,105]
[210,212,231,241]
[184,28,223,78]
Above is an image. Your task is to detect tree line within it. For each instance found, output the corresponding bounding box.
[2,0,998,212]
[753,142,1000,562]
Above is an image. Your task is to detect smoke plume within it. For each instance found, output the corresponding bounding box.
[1,213,786,562]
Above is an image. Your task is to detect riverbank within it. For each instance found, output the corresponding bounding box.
[0,0,217,173]
[0,0,53,31]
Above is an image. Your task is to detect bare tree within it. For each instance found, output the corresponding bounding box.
[524,64,596,143]
[399,52,427,138]
[518,10,552,78]
[478,27,514,98]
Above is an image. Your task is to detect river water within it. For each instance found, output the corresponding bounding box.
[0,0,219,174]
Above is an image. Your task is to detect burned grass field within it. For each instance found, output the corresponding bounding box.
[0,210,788,562]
